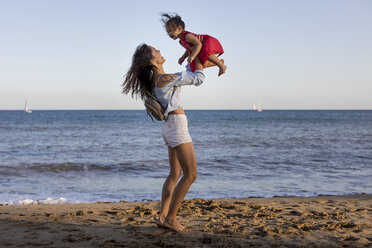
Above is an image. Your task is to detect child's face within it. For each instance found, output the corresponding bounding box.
[166,25,183,40]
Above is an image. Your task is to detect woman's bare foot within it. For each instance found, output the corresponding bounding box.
[156,215,166,228]
[163,218,186,232]
[156,219,164,228]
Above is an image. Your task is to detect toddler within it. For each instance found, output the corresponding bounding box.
[161,13,226,76]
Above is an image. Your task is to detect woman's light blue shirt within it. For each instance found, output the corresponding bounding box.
[154,70,205,119]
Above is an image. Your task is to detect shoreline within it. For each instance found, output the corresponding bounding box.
[1,194,371,247]
[2,193,371,206]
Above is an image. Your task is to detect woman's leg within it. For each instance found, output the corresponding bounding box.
[158,146,182,226]
[163,142,197,232]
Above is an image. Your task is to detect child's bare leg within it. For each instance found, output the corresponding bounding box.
[203,60,215,68]
[207,54,227,76]
[203,59,225,69]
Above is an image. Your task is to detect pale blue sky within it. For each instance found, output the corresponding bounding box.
[1,0,371,110]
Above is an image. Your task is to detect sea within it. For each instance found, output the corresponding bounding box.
[0,110,371,205]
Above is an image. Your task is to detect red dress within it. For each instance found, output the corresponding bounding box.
[179,31,224,72]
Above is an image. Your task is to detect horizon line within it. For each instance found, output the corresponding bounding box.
[1,109,371,111]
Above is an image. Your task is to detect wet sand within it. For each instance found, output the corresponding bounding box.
[1,194,371,247]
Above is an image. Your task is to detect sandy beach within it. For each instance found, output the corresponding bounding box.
[0,194,371,247]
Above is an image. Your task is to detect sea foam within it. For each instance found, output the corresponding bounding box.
[2,197,69,206]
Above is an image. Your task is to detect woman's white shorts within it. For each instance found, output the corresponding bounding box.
[162,114,192,148]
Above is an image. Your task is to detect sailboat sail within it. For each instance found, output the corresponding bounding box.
[253,104,262,112]
[24,100,32,113]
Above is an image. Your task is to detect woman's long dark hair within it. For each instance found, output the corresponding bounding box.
[122,44,154,101]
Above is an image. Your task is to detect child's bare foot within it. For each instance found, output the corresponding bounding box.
[163,218,186,232]
[218,64,227,76]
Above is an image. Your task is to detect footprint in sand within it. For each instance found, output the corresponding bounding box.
[289,210,302,216]
[342,236,359,242]
[34,224,51,230]
[63,234,93,242]
[45,213,59,218]
[104,210,119,215]
[88,219,99,222]
[70,210,88,216]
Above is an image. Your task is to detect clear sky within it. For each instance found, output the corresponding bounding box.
[1,0,371,110]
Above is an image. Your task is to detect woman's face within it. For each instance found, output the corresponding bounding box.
[150,46,165,65]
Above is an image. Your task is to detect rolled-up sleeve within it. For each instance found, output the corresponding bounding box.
[172,70,205,87]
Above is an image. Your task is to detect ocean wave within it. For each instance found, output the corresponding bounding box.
[0,163,113,174]
[1,197,70,206]
[0,161,169,176]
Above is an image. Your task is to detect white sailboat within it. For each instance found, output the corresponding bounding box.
[24,100,32,113]
[253,104,262,112]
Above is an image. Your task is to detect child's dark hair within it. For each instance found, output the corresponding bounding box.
[161,13,185,30]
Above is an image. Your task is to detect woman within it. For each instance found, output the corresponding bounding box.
[122,44,205,232]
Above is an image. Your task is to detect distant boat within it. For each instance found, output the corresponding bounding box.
[253,104,263,112]
[24,100,32,113]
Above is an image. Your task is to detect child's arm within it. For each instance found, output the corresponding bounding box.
[185,33,202,63]
[178,50,189,65]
